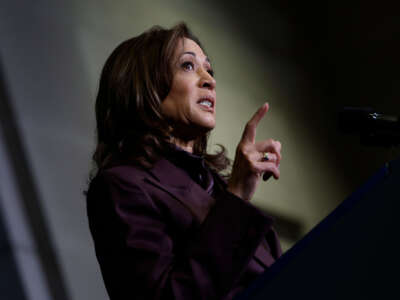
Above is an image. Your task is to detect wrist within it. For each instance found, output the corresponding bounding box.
[226,184,248,201]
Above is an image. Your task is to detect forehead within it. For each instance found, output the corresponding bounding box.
[175,38,207,61]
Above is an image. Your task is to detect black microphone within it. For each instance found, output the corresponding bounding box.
[338,107,400,147]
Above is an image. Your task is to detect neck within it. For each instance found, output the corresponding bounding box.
[171,137,194,153]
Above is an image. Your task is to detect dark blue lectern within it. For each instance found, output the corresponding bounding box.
[236,158,400,299]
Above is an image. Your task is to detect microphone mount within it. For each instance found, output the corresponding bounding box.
[338,107,400,147]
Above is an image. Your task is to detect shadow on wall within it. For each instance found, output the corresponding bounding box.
[209,0,400,187]
[258,204,304,245]
[0,195,27,300]
[0,59,70,300]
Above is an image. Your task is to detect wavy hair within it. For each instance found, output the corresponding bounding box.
[92,22,230,177]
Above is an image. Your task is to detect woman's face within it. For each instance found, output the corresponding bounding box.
[161,38,216,138]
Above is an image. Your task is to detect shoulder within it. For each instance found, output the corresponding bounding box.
[88,163,151,197]
[102,164,148,183]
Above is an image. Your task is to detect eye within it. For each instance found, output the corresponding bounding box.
[181,61,194,71]
[207,69,214,77]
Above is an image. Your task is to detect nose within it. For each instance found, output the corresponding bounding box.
[199,69,216,90]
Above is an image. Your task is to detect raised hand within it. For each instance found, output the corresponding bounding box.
[227,103,281,201]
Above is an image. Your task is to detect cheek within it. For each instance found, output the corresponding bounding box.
[161,91,191,120]
[171,79,193,101]
[168,80,195,110]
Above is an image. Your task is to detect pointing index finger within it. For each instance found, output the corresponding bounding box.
[241,102,269,143]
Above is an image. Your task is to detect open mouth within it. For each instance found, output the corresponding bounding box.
[197,96,215,109]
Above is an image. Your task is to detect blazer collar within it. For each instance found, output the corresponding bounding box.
[146,158,216,224]
[148,158,194,188]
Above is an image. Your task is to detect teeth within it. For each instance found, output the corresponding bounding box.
[199,100,212,107]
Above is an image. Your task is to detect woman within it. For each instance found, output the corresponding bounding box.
[86,22,282,300]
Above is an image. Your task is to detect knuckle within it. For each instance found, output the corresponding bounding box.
[237,142,246,153]
[274,166,280,176]
[243,149,252,158]
[244,153,254,165]
[241,144,252,156]
[249,162,259,173]
[272,141,281,153]
[265,164,274,171]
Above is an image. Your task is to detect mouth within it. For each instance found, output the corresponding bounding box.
[197,96,215,111]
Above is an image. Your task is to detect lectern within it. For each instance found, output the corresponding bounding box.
[236,158,400,299]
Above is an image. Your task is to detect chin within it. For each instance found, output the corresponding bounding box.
[191,121,215,136]
[199,119,216,131]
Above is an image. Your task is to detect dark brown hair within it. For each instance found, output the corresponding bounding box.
[92,22,230,176]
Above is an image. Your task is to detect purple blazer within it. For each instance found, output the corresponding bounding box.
[86,158,282,300]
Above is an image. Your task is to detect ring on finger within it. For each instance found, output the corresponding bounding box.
[262,152,269,161]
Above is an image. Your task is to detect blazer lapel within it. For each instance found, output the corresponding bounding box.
[145,158,216,224]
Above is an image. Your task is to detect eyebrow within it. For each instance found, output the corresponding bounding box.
[180,51,210,63]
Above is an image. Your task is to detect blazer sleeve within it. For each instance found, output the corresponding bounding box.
[87,170,274,300]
